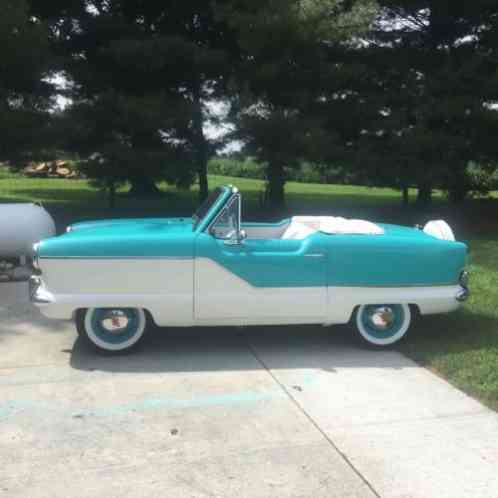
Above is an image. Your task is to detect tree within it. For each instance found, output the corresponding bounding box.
[34,1,241,200]
[0,0,53,166]
[235,103,330,208]
[223,0,377,208]
[344,1,498,204]
[61,90,195,206]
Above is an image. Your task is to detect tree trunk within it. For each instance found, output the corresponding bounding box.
[192,84,209,203]
[129,176,161,197]
[448,186,468,203]
[107,181,116,209]
[401,185,409,206]
[417,181,432,205]
[266,162,285,209]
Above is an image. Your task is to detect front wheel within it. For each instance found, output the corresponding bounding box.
[76,307,148,353]
[354,303,412,347]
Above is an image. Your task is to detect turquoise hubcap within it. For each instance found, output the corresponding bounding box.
[360,304,405,339]
[90,308,141,344]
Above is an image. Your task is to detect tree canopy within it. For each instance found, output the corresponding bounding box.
[0,0,53,165]
[5,0,498,207]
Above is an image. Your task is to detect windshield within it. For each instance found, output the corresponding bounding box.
[192,187,225,230]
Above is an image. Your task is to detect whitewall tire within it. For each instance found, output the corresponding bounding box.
[76,308,147,353]
[354,303,411,347]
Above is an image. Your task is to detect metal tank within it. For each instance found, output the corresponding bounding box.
[0,203,56,281]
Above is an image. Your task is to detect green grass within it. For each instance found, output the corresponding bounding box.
[401,238,498,411]
[0,165,436,209]
[1,165,498,411]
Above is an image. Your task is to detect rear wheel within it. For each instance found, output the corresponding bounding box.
[354,303,411,347]
[76,307,148,353]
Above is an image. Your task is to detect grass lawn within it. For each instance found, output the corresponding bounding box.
[1,166,498,411]
[0,166,442,209]
[401,238,498,411]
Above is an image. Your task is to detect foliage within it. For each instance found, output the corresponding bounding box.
[339,1,498,203]
[223,0,377,208]
[208,157,363,185]
[458,162,498,199]
[0,0,54,166]
[401,237,498,412]
[208,157,265,180]
[33,0,241,201]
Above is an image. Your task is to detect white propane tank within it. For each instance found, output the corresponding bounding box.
[0,203,56,258]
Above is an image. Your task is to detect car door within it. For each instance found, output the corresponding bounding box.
[194,197,327,322]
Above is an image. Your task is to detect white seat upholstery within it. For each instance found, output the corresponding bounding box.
[281,221,317,240]
[282,216,384,239]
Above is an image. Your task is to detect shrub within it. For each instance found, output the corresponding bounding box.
[208,157,358,185]
[208,158,265,179]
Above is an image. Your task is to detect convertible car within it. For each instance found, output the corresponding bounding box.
[31,185,469,352]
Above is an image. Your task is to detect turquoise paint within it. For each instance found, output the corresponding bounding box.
[0,374,320,419]
[0,400,45,420]
[39,218,195,258]
[360,304,405,339]
[70,217,191,232]
[195,232,327,287]
[81,389,286,417]
[38,185,467,288]
[0,390,287,420]
[326,233,466,286]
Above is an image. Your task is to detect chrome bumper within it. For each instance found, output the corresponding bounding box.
[455,270,470,302]
[29,276,54,304]
[455,285,469,302]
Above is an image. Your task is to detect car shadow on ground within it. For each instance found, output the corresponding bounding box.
[69,322,418,375]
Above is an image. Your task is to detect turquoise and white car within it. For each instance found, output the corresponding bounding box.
[32,185,469,352]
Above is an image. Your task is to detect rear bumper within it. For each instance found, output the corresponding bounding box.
[455,285,469,302]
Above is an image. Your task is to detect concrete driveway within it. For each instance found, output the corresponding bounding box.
[1,283,497,498]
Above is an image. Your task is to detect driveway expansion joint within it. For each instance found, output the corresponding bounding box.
[244,334,382,498]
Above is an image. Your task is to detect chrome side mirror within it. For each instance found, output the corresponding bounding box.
[224,229,246,246]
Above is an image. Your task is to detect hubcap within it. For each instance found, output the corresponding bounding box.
[89,308,143,346]
[99,309,130,334]
[359,303,408,342]
[368,306,395,330]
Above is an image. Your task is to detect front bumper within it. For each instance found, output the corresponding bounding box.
[29,276,54,304]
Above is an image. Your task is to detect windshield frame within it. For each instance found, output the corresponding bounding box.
[192,186,234,232]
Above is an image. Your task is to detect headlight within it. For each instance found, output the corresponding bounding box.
[459,270,469,288]
[66,225,73,233]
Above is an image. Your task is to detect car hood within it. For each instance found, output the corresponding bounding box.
[38,217,195,259]
[68,217,193,232]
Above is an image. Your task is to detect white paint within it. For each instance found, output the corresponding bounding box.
[35,257,462,327]
[326,285,461,324]
[38,258,194,324]
[194,258,327,321]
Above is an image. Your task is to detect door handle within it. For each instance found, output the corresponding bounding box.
[304,253,325,258]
